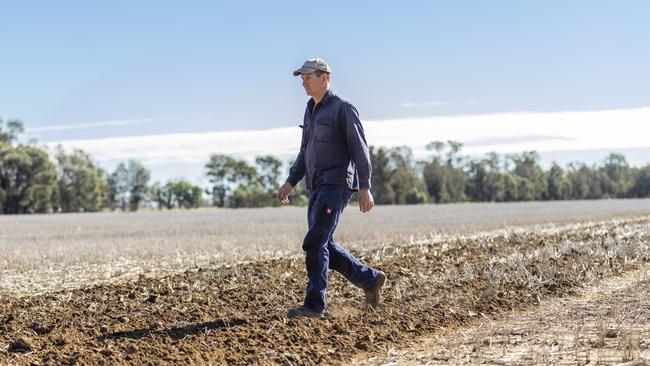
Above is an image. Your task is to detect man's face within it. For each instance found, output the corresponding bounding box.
[300,72,327,97]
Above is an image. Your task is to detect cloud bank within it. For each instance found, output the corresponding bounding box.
[48,107,650,182]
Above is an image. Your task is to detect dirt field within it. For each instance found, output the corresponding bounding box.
[355,265,650,365]
[1,199,650,294]
[1,207,649,365]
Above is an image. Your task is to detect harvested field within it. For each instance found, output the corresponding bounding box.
[1,199,650,294]
[355,265,650,365]
[1,213,649,365]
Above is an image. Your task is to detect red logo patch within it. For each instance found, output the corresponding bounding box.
[326,207,333,215]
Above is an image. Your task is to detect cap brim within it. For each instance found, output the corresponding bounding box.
[293,66,317,76]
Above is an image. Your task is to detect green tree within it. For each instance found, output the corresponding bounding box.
[600,153,632,198]
[631,164,650,197]
[167,179,202,208]
[422,141,467,203]
[108,160,150,211]
[0,144,57,214]
[387,146,428,204]
[109,163,129,210]
[128,160,150,211]
[566,163,591,199]
[286,161,309,207]
[53,147,105,212]
[511,152,547,200]
[0,117,25,145]
[502,173,520,201]
[205,154,235,207]
[151,181,173,209]
[252,155,283,207]
[205,154,263,207]
[229,184,276,208]
[546,163,571,200]
[255,155,282,193]
[466,153,505,202]
[369,146,396,204]
[405,187,428,204]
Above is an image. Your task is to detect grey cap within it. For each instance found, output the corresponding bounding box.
[293,58,331,76]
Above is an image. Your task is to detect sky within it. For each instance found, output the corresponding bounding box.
[1,1,649,183]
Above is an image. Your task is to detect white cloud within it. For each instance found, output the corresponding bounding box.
[48,107,650,182]
[464,135,574,147]
[398,101,449,108]
[27,118,163,132]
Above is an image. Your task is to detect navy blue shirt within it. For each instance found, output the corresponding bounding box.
[287,89,372,191]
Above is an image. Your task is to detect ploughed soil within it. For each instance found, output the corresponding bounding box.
[355,265,650,365]
[1,217,649,365]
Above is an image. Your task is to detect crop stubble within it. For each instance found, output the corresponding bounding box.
[2,199,649,294]
[1,215,649,365]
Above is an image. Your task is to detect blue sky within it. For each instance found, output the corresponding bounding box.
[1,1,649,182]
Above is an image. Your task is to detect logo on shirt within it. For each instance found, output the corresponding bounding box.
[326,207,333,215]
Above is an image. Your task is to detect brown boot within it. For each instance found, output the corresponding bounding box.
[364,271,386,311]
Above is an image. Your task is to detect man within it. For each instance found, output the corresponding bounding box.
[276,58,386,318]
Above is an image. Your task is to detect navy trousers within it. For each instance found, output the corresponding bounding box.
[302,184,380,313]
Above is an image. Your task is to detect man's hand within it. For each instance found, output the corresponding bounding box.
[276,182,293,205]
[358,188,374,213]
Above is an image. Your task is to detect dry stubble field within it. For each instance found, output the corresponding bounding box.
[1,199,650,365]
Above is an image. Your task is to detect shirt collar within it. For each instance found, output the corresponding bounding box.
[307,89,334,110]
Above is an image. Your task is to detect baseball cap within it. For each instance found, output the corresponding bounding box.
[293,58,331,76]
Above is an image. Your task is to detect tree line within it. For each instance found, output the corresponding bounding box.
[1,117,649,214]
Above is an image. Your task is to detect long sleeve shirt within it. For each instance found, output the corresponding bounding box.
[287,89,372,191]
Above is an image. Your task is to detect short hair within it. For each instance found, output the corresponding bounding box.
[314,70,330,78]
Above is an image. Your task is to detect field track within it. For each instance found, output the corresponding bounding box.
[1,212,649,365]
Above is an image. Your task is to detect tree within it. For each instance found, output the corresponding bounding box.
[167,179,202,208]
[510,152,547,200]
[405,187,428,204]
[151,180,201,209]
[466,153,505,202]
[0,117,25,145]
[566,163,590,199]
[107,160,150,211]
[109,163,130,211]
[422,141,467,203]
[151,181,173,209]
[128,160,150,211]
[284,159,309,207]
[205,154,241,207]
[205,154,260,207]
[255,155,282,193]
[229,184,276,208]
[502,173,520,201]
[103,170,119,210]
[422,142,447,203]
[600,153,632,198]
[546,163,571,200]
[0,144,57,214]
[386,146,428,204]
[53,147,105,212]
[631,165,650,198]
[251,155,283,207]
[369,146,396,204]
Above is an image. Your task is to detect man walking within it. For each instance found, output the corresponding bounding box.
[276,58,386,318]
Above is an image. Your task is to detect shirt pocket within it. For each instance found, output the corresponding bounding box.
[315,119,334,143]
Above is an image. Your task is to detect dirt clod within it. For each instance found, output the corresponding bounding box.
[8,338,32,353]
